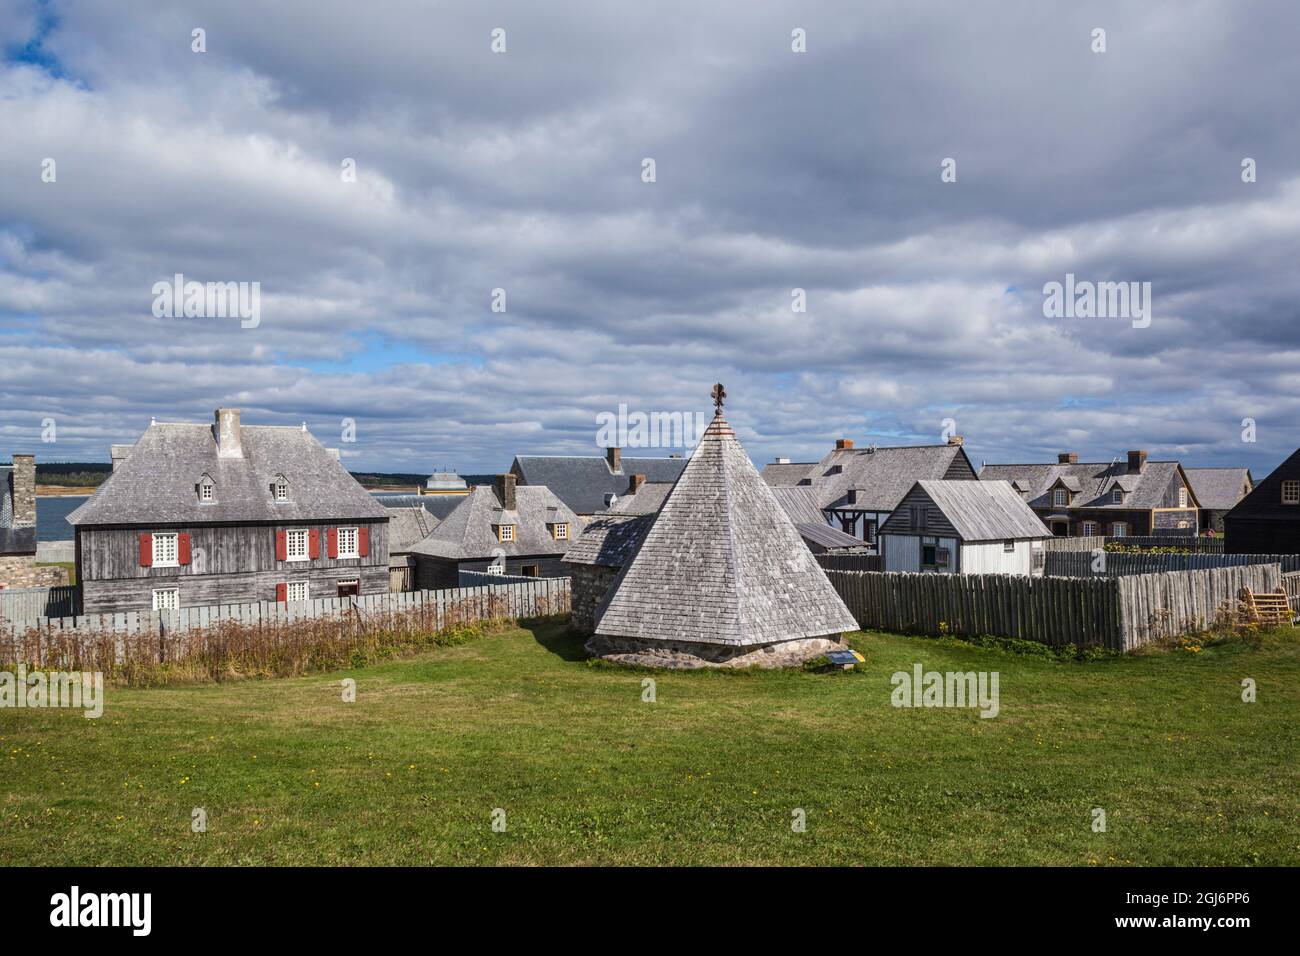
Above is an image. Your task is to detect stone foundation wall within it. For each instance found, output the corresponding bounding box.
[0,556,69,588]
[585,633,844,669]
[569,564,619,633]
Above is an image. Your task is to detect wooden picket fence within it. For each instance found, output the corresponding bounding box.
[0,585,79,620]
[825,564,1284,652]
[1044,551,1300,578]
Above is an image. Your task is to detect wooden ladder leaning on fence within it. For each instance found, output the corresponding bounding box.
[1238,587,1293,627]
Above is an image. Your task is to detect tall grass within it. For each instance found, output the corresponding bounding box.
[1,594,569,687]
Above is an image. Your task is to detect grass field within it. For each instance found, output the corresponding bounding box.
[2,623,1297,866]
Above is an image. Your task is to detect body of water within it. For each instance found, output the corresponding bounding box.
[36,496,87,541]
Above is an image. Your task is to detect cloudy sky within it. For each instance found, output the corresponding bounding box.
[3,0,1299,475]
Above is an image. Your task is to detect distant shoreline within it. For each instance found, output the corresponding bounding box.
[36,486,98,497]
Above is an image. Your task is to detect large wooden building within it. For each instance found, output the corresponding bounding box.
[67,408,391,614]
[1224,448,1300,554]
[980,451,1200,537]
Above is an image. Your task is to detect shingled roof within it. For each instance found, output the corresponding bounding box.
[67,412,388,526]
[763,443,977,512]
[512,454,687,514]
[979,459,1195,510]
[1184,467,1252,511]
[562,513,654,568]
[0,462,36,555]
[385,504,439,554]
[594,412,857,646]
[409,483,578,561]
[880,480,1051,541]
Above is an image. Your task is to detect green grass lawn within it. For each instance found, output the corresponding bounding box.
[2,624,1297,866]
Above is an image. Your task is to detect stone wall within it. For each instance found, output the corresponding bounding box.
[9,454,35,527]
[568,563,619,633]
[0,556,68,588]
[584,633,844,669]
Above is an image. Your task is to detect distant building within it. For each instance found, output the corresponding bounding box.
[1224,449,1300,553]
[760,437,977,545]
[1184,467,1253,534]
[68,408,391,614]
[420,471,469,496]
[511,448,687,519]
[408,474,579,588]
[0,454,38,586]
[878,480,1050,575]
[980,451,1200,537]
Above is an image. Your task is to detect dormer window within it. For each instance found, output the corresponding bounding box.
[828,464,843,475]
[272,475,290,502]
[1111,488,1123,504]
[197,474,215,503]
[550,522,569,541]
[1052,488,1069,508]
[497,524,516,543]
[846,486,858,505]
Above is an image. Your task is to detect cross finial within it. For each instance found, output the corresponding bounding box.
[711,382,726,414]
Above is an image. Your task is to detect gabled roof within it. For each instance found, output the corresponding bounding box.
[562,514,654,568]
[768,486,824,525]
[594,412,857,646]
[511,454,687,514]
[763,442,977,513]
[67,420,388,526]
[881,480,1051,541]
[1184,467,1253,511]
[409,484,578,561]
[979,459,1194,511]
[760,461,818,486]
[385,504,438,554]
[607,481,674,516]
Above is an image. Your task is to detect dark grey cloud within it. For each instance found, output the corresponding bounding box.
[2,0,1299,477]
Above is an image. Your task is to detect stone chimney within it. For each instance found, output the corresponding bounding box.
[606,446,622,473]
[214,408,243,459]
[494,473,517,510]
[835,438,854,450]
[1127,450,1148,474]
[628,473,646,495]
[1058,452,1078,464]
[111,444,135,471]
[9,454,35,527]
[947,434,964,446]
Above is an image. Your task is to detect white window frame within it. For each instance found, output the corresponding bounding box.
[286,528,309,561]
[274,479,289,502]
[286,581,309,603]
[499,524,515,542]
[1111,521,1128,537]
[485,563,505,576]
[1002,540,1015,553]
[199,479,214,503]
[152,532,179,568]
[336,526,359,559]
[1081,521,1098,537]
[553,522,568,541]
[152,587,178,611]
[1111,488,1123,504]
[1053,488,1068,508]
[1282,480,1300,505]
[1178,487,1188,508]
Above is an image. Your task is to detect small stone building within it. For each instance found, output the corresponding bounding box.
[566,404,858,669]
[0,454,43,587]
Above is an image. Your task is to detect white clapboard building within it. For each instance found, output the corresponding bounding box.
[878,479,1051,575]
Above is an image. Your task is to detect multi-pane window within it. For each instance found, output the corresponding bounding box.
[199,481,214,502]
[152,588,178,611]
[1003,540,1015,553]
[1111,521,1128,536]
[498,524,515,542]
[274,480,289,502]
[153,533,178,567]
[1053,488,1068,507]
[286,528,308,560]
[287,581,309,603]
[1111,488,1123,504]
[337,527,359,558]
[1178,487,1188,508]
[1282,480,1300,505]
[552,523,569,540]
[1082,521,1098,536]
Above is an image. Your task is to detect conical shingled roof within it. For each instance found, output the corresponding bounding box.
[594,411,858,646]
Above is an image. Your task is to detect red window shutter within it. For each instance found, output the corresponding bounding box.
[358,526,369,557]
[275,582,287,604]
[308,528,320,559]
[139,533,153,567]
[178,533,192,565]
[327,527,338,558]
[275,530,287,561]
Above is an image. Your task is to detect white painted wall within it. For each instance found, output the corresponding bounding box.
[881,534,959,573]
[960,540,1034,575]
